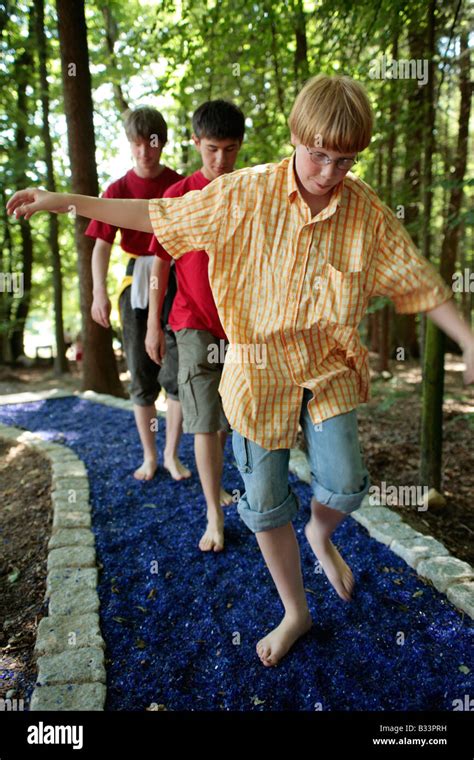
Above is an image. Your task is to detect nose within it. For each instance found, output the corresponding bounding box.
[319,161,337,180]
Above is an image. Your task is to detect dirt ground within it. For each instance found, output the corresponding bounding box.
[0,354,472,699]
[0,439,52,699]
[357,358,474,566]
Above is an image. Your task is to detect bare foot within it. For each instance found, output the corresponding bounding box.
[220,488,233,506]
[304,519,354,601]
[133,459,158,481]
[199,511,224,552]
[163,453,192,481]
[256,611,313,667]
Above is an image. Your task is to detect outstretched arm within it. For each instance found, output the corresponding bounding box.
[6,188,152,233]
[426,299,474,385]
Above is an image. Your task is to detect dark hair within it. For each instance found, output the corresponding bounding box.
[192,99,245,141]
[123,106,168,144]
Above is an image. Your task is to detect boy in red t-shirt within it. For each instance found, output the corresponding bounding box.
[86,107,190,482]
[146,101,245,552]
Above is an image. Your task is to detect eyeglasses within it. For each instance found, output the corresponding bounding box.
[305,147,358,172]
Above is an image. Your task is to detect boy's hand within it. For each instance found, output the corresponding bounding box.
[462,338,474,385]
[7,188,71,220]
[91,291,112,329]
[145,323,166,366]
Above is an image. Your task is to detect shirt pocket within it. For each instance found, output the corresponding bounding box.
[314,262,366,327]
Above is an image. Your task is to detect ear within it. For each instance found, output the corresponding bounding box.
[290,132,300,147]
[191,133,200,149]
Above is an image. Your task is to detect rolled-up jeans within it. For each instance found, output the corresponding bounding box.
[232,388,371,533]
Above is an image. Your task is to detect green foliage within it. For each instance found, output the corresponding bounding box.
[0,0,472,349]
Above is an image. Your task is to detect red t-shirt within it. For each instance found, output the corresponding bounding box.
[148,171,227,340]
[85,167,182,256]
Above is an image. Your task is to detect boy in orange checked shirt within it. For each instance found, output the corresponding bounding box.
[8,75,474,669]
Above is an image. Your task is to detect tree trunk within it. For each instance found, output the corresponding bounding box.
[392,25,426,360]
[419,0,437,362]
[421,30,471,490]
[34,0,69,375]
[0,188,14,364]
[292,0,309,92]
[10,15,34,361]
[268,9,286,118]
[56,0,124,395]
[101,5,129,114]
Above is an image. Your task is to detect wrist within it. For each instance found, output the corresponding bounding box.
[460,335,474,352]
[92,285,108,297]
[147,318,163,331]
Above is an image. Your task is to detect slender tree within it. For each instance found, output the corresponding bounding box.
[56,0,124,395]
[421,28,471,489]
[34,0,68,374]
[10,8,34,360]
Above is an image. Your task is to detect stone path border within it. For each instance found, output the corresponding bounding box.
[0,390,472,712]
[0,421,106,711]
[0,389,167,711]
[289,449,474,619]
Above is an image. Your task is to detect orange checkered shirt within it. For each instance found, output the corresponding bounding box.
[149,154,453,450]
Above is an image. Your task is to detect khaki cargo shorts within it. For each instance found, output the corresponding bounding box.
[175,328,231,434]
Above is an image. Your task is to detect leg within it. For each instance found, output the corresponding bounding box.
[304,498,354,601]
[159,325,191,480]
[194,432,225,551]
[119,288,160,481]
[163,397,191,480]
[217,429,232,505]
[175,329,231,550]
[133,403,158,481]
[299,389,371,600]
[233,431,311,666]
[255,523,312,667]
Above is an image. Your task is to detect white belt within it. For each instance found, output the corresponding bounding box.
[130,255,154,310]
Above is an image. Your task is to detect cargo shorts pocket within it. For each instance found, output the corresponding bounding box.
[232,432,253,474]
[177,366,198,417]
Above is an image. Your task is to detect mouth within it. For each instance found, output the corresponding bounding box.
[313,180,331,190]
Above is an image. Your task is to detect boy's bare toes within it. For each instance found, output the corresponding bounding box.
[198,522,224,552]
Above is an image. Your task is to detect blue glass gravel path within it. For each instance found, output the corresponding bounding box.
[0,397,472,711]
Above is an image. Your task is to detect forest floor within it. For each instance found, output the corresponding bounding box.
[0,439,52,698]
[0,353,472,700]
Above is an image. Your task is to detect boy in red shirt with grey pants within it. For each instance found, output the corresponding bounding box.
[146,100,245,552]
[86,106,190,482]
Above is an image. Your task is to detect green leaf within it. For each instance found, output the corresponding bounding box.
[112,616,131,625]
[7,567,20,583]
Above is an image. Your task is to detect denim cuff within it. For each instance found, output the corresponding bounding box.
[312,472,371,515]
[237,488,299,533]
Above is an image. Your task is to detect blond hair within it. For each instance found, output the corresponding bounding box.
[288,74,373,153]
